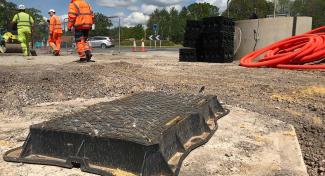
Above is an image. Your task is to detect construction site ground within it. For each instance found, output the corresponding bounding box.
[0,50,324,176]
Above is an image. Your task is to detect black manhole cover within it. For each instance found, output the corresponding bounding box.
[4,92,229,176]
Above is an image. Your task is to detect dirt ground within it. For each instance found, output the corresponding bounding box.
[0,52,324,176]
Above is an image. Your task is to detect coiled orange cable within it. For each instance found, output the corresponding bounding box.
[240,26,325,69]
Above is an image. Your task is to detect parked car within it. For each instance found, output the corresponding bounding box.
[87,36,114,48]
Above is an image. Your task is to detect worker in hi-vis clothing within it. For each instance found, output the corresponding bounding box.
[48,9,63,56]
[12,5,34,56]
[68,0,95,62]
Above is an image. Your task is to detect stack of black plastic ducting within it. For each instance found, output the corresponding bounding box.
[179,20,201,62]
[180,16,235,63]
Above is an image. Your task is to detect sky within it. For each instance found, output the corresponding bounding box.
[8,0,228,26]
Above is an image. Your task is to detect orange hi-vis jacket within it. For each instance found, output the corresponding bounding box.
[49,15,63,34]
[68,0,94,30]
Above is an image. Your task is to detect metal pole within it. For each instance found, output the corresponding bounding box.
[274,0,277,18]
[108,16,121,54]
[155,30,157,49]
[144,26,146,43]
[118,17,121,53]
[227,0,230,18]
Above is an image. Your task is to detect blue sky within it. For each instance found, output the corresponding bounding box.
[8,0,228,26]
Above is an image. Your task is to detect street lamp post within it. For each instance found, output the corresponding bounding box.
[108,16,121,54]
[118,17,121,53]
[274,0,277,18]
[227,0,231,18]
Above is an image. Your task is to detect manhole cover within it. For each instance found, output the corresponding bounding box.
[4,92,229,176]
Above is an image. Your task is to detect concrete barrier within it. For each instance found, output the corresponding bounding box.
[234,17,312,60]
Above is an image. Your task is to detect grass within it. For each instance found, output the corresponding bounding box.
[301,86,325,96]
[311,116,323,126]
[271,85,325,102]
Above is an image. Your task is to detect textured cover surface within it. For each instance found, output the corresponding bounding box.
[4,92,228,176]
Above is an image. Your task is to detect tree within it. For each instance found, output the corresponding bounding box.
[90,13,113,36]
[187,3,220,20]
[169,7,183,42]
[26,8,44,25]
[223,0,274,20]
[291,0,325,28]
[110,25,145,40]
[0,0,18,32]
[26,8,47,40]
[0,1,47,40]
[146,3,220,43]
[146,8,172,40]
[129,24,145,39]
[291,0,305,16]
[276,0,292,15]
[175,7,190,43]
[147,9,162,37]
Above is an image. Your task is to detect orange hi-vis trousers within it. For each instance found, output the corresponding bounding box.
[48,33,62,52]
[76,37,90,58]
[75,29,91,58]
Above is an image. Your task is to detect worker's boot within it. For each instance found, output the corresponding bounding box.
[85,50,95,62]
[53,50,60,56]
[77,58,87,63]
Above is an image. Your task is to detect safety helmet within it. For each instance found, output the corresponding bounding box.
[48,9,55,13]
[18,4,25,10]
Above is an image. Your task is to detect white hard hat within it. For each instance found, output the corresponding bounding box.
[48,9,55,13]
[18,4,25,10]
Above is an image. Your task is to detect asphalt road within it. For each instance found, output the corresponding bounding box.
[91,47,180,54]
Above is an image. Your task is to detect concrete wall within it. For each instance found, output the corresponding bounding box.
[234,17,312,60]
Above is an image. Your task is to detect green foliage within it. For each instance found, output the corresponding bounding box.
[108,24,145,40]
[147,3,220,44]
[26,8,45,25]
[223,0,324,28]
[90,13,113,36]
[169,7,185,43]
[223,0,274,20]
[26,8,47,40]
[126,24,145,39]
[187,3,220,20]
[276,0,292,14]
[106,27,119,40]
[0,1,47,40]
[291,0,304,15]
[291,0,325,28]
[0,0,17,32]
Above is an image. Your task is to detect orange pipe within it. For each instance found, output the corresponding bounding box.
[240,26,325,70]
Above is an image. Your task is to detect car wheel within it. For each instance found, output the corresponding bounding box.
[101,44,107,49]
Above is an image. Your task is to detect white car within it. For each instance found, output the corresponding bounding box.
[87,36,114,48]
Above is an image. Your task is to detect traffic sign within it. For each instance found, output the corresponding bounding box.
[153,24,158,33]
[156,35,160,41]
[149,35,161,41]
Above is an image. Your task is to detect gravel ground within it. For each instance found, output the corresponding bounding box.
[0,53,324,175]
